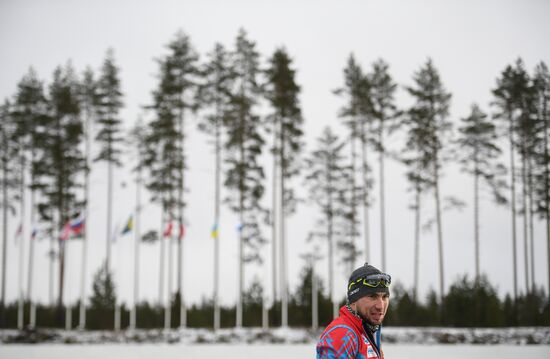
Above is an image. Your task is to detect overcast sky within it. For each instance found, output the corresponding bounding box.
[1,0,549,308]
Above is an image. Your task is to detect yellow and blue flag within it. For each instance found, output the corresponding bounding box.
[121,215,133,235]
[211,223,218,239]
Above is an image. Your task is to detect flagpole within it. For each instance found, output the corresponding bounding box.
[262,234,268,330]
[165,233,173,330]
[79,213,88,330]
[159,210,165,308]
[64,236,71,330]
[179,223,186,329]
[113,222,120,331]
[49,226,55,306]
[236,220,243,328]
[213,223,219,331]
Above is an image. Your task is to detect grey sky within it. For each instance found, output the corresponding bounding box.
[1,0,549,307]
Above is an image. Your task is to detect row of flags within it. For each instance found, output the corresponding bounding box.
[14,217,240,242]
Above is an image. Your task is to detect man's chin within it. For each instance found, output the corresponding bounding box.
[368,314,384,324]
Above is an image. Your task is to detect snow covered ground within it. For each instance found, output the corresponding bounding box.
[2,326,550,345]
[0,344,549,359]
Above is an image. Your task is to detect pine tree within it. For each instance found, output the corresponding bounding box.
[401,103,433,301]
[144,56,179,320]
[94,49,124,276]
[76,66,97,329]
[492,64,520,300]
[405,59,452,303]
[532,61,550,295]
[305,126,350,318]
[367,59,399,272]
[89,261,116,311]
[162,31,200,328]
[0,100,19,326]
[144,32,199,328]
[11,68,50,327]
[492,60,534,298]
[264,47,304,327]
[36,63,85,325]
[225,29,266,327]
[94,49,124,329]
[334,54,366,273]
[144,57,173,310]
[127,118,148,329]
[198,42,234,330]
[456,104,507,281]
[509,60,536,294]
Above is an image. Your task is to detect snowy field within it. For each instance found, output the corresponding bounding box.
[0,344,550,359]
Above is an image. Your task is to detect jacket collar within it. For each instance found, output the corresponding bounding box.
[339,305,366,334]
[341,305,380,335]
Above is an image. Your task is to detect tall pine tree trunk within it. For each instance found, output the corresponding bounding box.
[378,125,386,271]
[27,188,36,327]
[106,161,113,275]
[0,142,7,326]
[177,104,186,328]
[280,116,288,327]
[49,225,55,306]
[433,148,445,304]
[311,256,318,331]
[236,110,245,328]
[350,127,357,273]
[521,147,530,293]
[213,111,221,331]
[271,120,278,309]
[56,120,66,326]
[413,182,421,302]
[360,121,370,264]
[17,151,25,330]
[528,157,536,293]
[544,99,550,296]
[509,117,518,301]
[474,150,480,281]
[79,114,91,329]
[130,163,142,329]
[327,159,337,319]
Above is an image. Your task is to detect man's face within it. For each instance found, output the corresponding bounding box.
[352,292,390,325]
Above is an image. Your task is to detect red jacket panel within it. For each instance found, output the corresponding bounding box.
[316,306,384,359]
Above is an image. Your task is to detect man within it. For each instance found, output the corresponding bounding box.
[316,263,391,359]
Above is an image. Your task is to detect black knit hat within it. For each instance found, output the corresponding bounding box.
[347,263,391,303]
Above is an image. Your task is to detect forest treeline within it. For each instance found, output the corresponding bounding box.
[1,264,549,329]
[0,28,549,330]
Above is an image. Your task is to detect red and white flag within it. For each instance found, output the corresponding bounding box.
[60,221,71,241]
[163,221,173,237]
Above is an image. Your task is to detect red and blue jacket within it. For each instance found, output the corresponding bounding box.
[316,306,384,359]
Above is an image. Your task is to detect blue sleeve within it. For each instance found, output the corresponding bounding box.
[316,325,359,359]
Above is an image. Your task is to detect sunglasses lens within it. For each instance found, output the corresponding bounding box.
[363,274,391,287]
[365,279,380,286]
